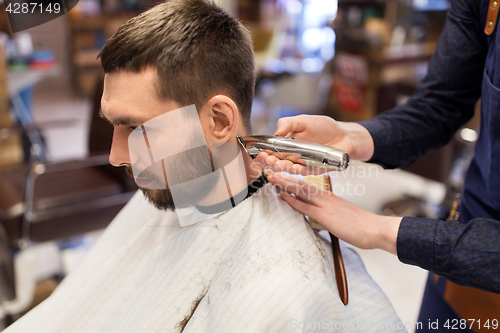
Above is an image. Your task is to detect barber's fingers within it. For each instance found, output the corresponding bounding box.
[280,191,316,216]
[255,151,299,174]
[266,170,325,204]
[276,162,327,176]
[255,151,280,171]
[275,116,307,137]
[256,151,324,176]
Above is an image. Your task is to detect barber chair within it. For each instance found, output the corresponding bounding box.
[0,78,137,319]
[0,77,137,245]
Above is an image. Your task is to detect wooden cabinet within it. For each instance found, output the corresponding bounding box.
[0,45,23,167]
[68,13,137,96]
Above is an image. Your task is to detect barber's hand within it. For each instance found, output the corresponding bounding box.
[256,115,374,175]
[266,170,401,255]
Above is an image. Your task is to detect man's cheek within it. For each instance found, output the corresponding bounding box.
[162,146,213,186]
[127,105,209,189]
[135,162,167,189]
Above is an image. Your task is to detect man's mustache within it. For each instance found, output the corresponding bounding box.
[125,166,134,178]
[125,166,165,185]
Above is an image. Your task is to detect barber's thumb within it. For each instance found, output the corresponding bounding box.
[274,119,290,136]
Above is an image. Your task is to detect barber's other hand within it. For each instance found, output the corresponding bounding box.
[255,115,374,175]
[265,170,401,255]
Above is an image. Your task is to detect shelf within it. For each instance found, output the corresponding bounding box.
[68,13,137,96]
[384,41,438,61]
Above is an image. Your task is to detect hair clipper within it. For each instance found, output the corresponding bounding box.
[237,135,349,171]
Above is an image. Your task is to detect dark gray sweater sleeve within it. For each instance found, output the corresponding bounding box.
[397,216,500,293]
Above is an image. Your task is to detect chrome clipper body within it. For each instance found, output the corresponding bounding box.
[237,135,349,171]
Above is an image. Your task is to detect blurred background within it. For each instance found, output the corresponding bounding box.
[0,0,481,330]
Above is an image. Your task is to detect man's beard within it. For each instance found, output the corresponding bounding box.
[125,166,176,210]
[125,146,221,211]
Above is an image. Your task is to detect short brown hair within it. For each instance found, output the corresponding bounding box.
[99,0,255,130]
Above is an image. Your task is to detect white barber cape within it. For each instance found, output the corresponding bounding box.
[5,183,405,333]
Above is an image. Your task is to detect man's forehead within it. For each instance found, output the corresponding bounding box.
[102,69,157,104]
[101,69,180,123]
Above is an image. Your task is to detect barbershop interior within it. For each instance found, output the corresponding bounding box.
[0,0,490,331]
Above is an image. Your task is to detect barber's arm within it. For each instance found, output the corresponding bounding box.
[361,0,486,168]
[266,170,500,294]
[265,170,400,255]
[259,0,487,173]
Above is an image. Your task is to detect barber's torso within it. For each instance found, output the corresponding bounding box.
[459,0,500,222]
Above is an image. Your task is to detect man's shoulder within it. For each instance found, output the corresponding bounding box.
[185,184,404,333]
[77,190,176,263]
[219,183,333,277]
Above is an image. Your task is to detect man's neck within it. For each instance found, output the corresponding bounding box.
[195,148,263,208]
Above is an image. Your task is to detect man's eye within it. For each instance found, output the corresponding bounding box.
[131,126,143,133]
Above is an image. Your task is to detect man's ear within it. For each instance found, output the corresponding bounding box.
[200,95,239,142]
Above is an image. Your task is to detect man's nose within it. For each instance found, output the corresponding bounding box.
[109,126,131,167]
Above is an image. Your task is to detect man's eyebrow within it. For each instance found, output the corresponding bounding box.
[99,107,143,126]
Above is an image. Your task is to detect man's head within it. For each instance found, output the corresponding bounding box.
[99,0,258,211]
[99,0,255,130]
